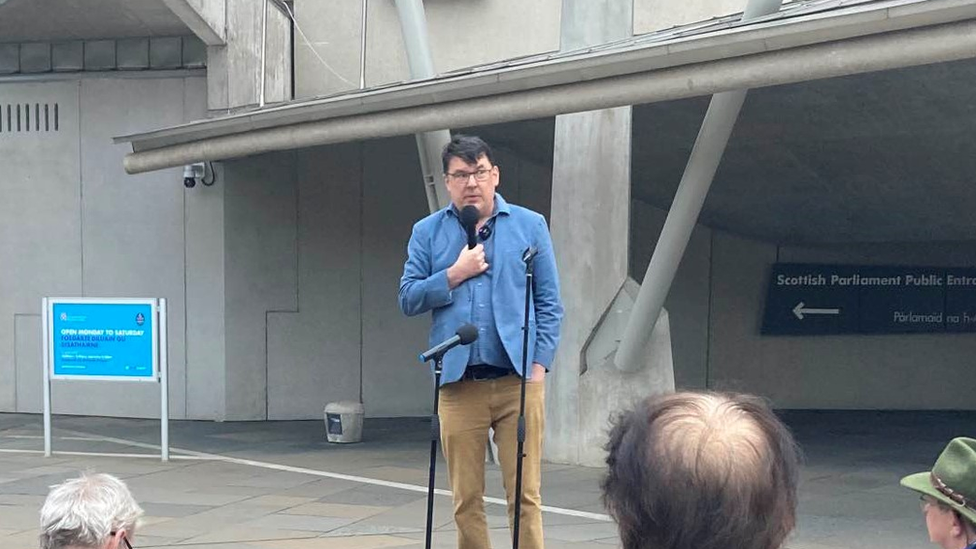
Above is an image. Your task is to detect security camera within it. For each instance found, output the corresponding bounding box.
[182,163,206,188]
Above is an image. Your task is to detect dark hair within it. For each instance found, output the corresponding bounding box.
[441,134,495,173]
[601,392,800,549]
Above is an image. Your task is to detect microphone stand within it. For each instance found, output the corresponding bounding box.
[513,246,537,549]
[423,352,445,549]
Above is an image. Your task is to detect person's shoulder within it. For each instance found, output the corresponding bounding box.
[506,204,547,226]
[412,207,451,233]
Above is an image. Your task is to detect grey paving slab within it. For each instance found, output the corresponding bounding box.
[127,533,187,546]
[319,484,427,507]
[194,484,284,498]
[179,526,321,545]
[0,473,79,496]
[258,534,421,549]
[352,494,454,531]
[231,471,323,489]
[322,523,425,537]
[276,477,363,498]
[0,529,40,547]
[247,514,357,533]
[542,514,611,528]
[0,504,39,531]
[132,486,254,506]
[544,522,622,543]
[139,501,215,518]
[0,493,45,506]
[282,502,391,519]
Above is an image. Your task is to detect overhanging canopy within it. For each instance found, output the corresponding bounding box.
[116,0,976,174]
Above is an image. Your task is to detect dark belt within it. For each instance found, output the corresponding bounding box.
[462,364,514,381]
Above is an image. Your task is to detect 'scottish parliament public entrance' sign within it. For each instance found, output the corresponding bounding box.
[762,264,976,335]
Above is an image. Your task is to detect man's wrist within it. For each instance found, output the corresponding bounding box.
[446,265,461,289]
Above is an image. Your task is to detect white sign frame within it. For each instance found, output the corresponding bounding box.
[42,297,169,461]
[46,297,159,382]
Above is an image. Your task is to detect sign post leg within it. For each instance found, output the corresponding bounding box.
[42,298,52,457]
[159,298,169,462]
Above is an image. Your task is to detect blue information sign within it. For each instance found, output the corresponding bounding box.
[49,300,158,380]
[762,264,976,335]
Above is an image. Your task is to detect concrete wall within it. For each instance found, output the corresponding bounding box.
[223,154,299,420]
[2,81,82,414]
[264,143,366,420]
[185,157,226,420]
[0,73,207,418]
[294,0,562,98]
[631,198,976,410]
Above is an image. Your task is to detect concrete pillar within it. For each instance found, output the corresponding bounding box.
[394,0,451,211]
[211,1,291,111]
[166,0,292,112]
[162,0,226,46]
[547,0,674,466]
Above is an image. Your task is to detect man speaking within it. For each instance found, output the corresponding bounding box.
[399,135,563,549]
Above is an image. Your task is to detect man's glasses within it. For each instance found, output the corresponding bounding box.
[446,167,493,184]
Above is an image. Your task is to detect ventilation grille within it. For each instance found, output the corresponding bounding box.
[0,103,60,134]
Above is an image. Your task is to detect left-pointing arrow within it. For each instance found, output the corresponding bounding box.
[793,302,841,320]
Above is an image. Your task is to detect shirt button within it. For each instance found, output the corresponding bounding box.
[477,283,482,287]
[479,304,485,308]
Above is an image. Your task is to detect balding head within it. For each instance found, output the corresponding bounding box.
[601,392,800,549]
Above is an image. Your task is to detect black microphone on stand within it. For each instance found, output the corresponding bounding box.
[419,324,479,363]
[460,205,479,249]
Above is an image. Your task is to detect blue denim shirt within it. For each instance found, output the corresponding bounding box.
[465,208,514,371]
[399,194,563,385]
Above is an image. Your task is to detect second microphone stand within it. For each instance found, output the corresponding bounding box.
[512,246,537,549]
[423,353,444,549]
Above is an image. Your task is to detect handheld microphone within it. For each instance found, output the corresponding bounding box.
[460,206,479,249]
[419,324,479,363]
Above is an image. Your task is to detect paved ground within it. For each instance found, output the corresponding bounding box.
[0,410,970,548]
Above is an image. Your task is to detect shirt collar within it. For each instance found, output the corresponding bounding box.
[447,193,511,219]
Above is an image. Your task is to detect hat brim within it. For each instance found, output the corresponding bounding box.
[901,472,976,525]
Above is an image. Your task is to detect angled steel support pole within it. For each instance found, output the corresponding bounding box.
[614,0,782,372]
[395,0,451,213]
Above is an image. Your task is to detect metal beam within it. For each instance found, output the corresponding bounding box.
[122,18,976,173]
[613,0,782,372]
[395,0,451,213]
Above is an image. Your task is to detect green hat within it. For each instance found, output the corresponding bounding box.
[901,437,976,525]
